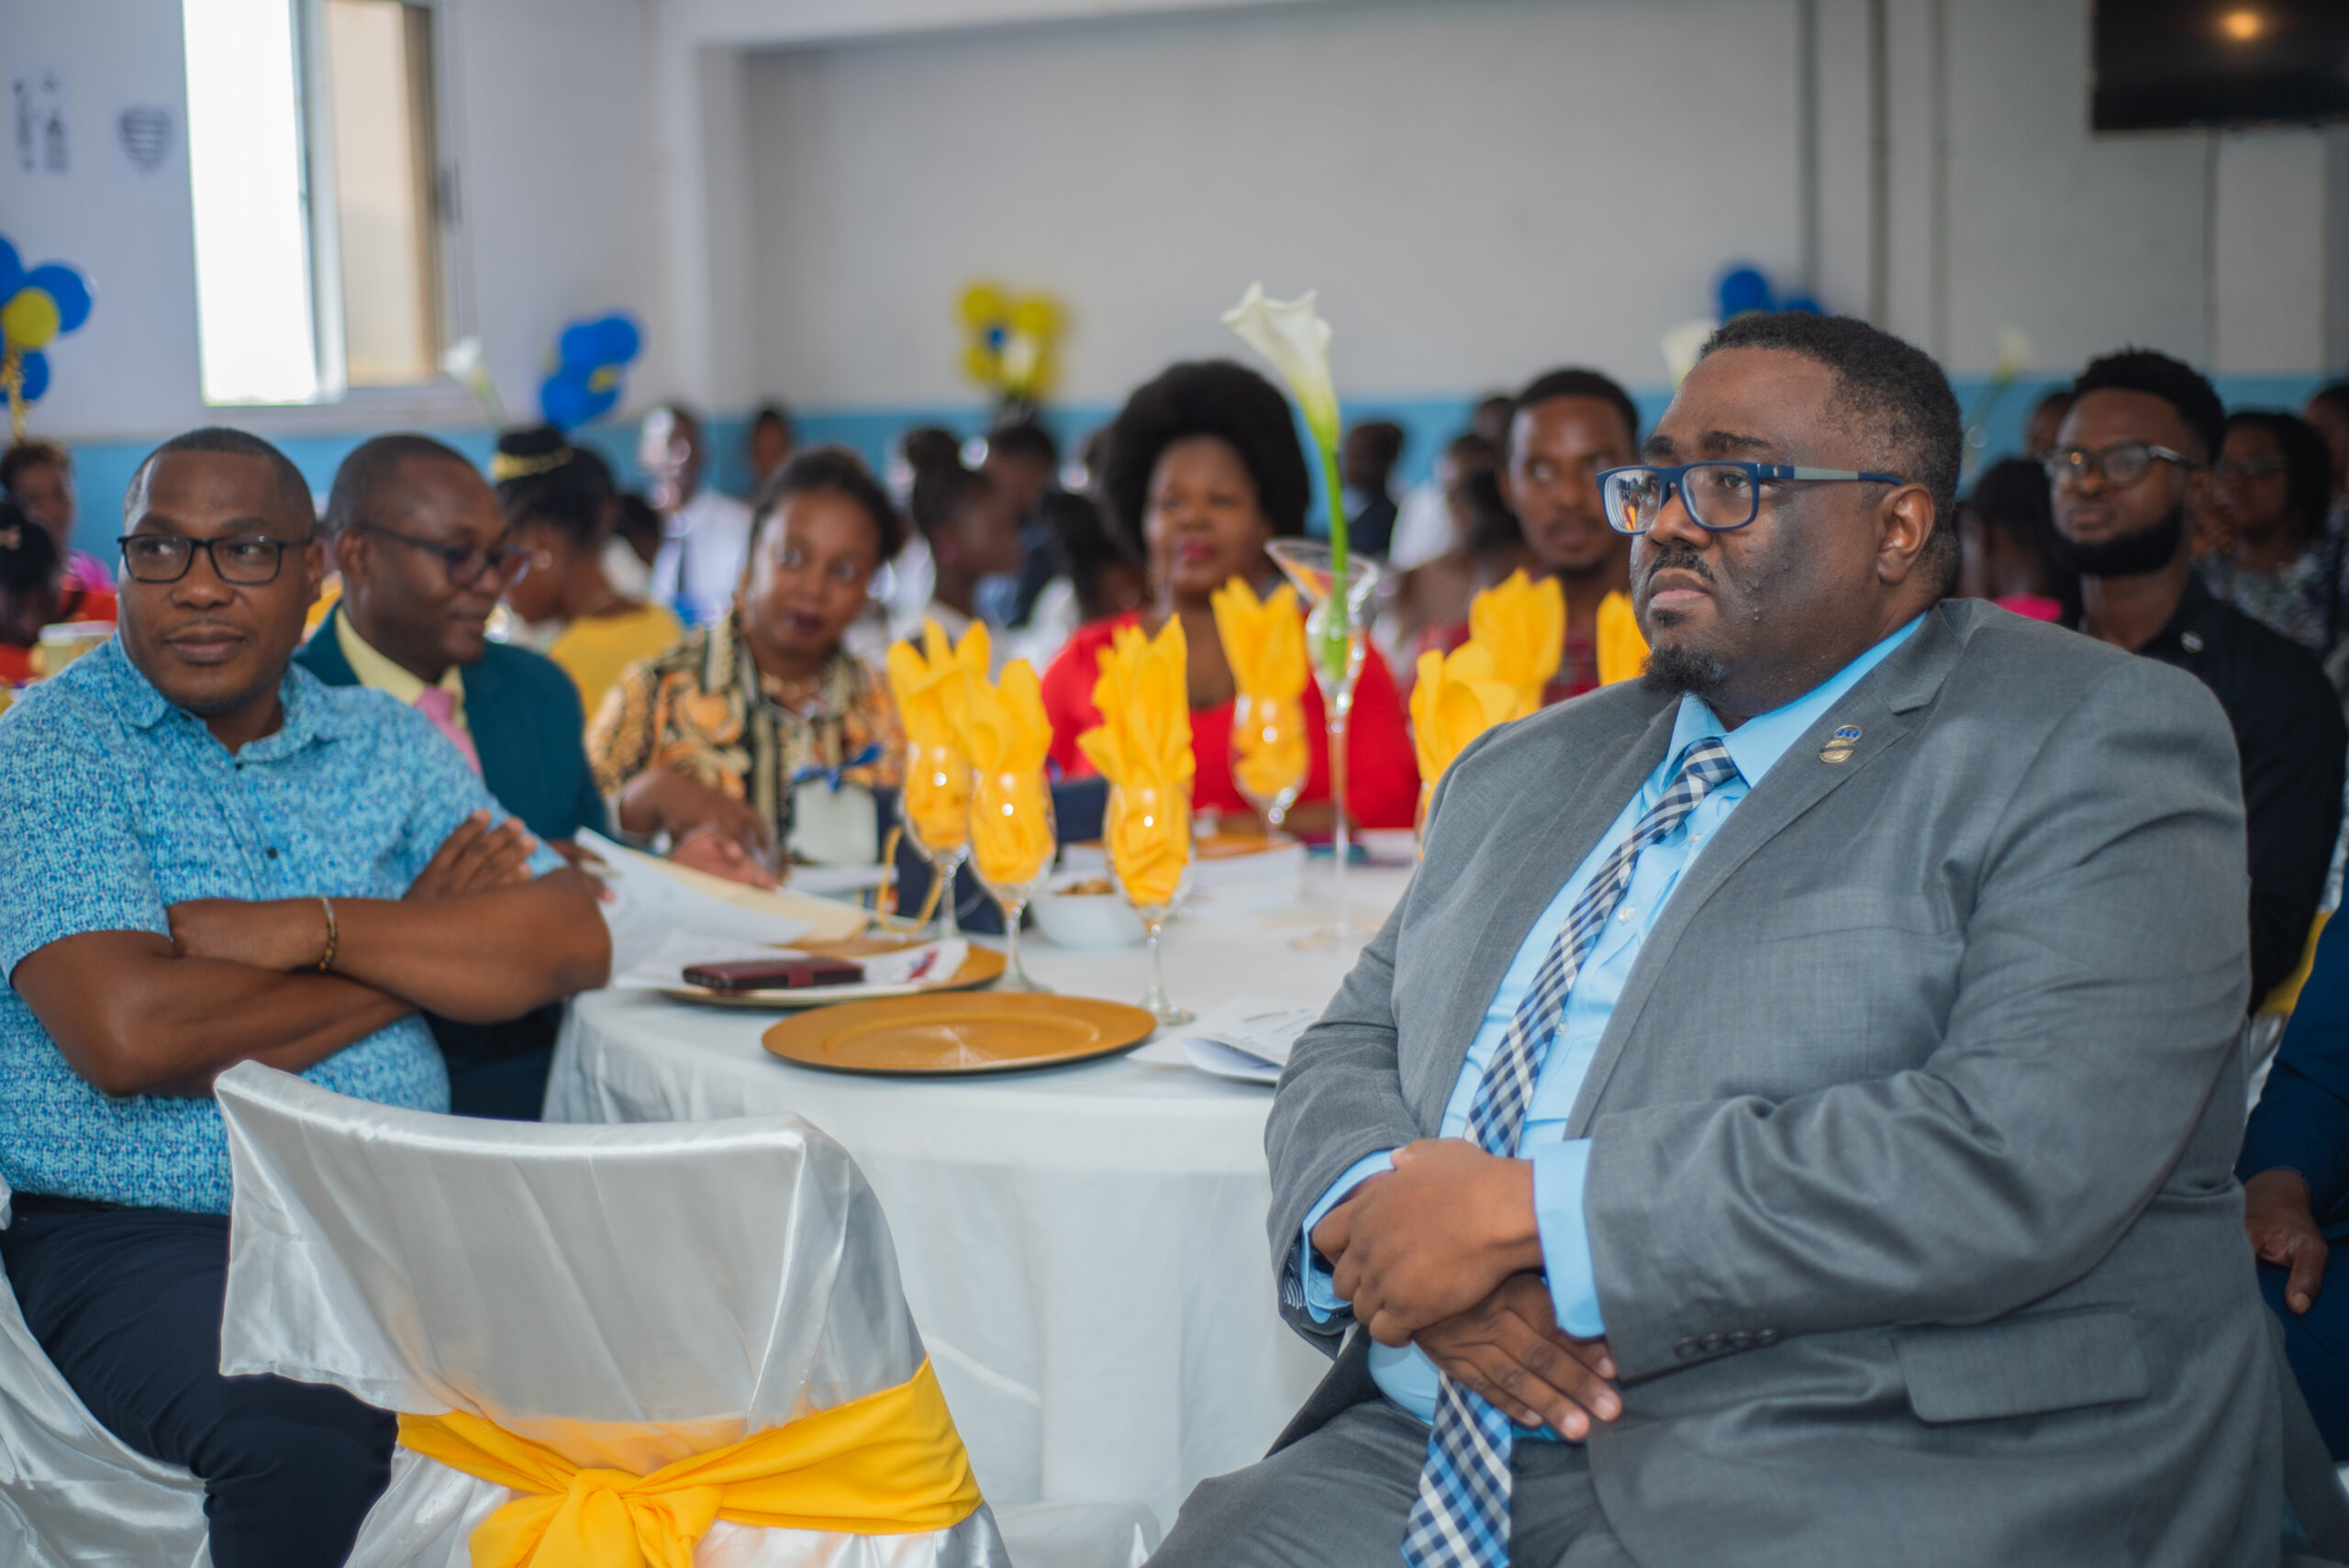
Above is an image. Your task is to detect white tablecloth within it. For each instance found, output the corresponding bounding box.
[545,862,1412,1533]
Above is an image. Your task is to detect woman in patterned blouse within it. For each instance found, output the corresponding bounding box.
[588,448,907,886]
[2197,411,2345,658]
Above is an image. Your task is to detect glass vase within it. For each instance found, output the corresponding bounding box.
[1265,539,1383,949]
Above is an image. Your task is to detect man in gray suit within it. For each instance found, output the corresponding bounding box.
[1151,312,2276,1567]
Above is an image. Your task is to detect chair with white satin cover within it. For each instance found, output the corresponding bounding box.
[214,1061,1019,1568]
[0,1181,212,1568]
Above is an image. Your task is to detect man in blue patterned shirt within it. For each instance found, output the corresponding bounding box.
[0,428,610,1567]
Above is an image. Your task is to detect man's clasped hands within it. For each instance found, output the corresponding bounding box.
[1310,1139,1622,1440]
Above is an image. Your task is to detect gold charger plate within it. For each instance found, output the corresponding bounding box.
[762,993,1159,1077]
[662,946,1006,1009]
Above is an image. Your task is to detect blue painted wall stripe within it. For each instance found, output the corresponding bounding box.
[39,373,2333,560]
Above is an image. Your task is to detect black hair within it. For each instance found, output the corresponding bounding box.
[128,427,314,528]
[1963,456,2076,617]
[1040,488,1142,620]
[984,418,1058,471]
[1446,431,1498,467]
[1459,468,1524,561]
[751,445,905,562]
[900,427,963,474]
[1,439,69,495]
[2225,410,2335,545]
[1347,420,1406,473]
[1103,360,1310,540]
[2310,381,2349,423]
[1509,369,1642,456]
[751,402,794,434]
[2070,348,2226,462]
[494,425,615,547]
[1701,312,1964,590]
[908,455,997,542]
[2032,386,2074,417]
[321,432,475,539]
[612,492,662,560]
[0,496,60,596]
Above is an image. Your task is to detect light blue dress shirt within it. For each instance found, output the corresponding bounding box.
[1297,616,1920,1429]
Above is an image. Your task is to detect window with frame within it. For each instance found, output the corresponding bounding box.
[183,0,452,406]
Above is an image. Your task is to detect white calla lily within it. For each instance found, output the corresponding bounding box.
[1222,283,1341,452]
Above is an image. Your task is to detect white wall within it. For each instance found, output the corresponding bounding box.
[746,0,1806,407]
[729,0,2341,412]
[0,0,664,445]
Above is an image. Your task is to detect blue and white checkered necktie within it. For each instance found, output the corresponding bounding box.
[1399,737,1741,1568]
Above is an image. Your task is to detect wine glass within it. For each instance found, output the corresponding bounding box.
[971,767,1056,993]
[1230,693,1308,840]
[1106,780,1195,1025]
[902,740,973,938]
[1265,539,1383,949]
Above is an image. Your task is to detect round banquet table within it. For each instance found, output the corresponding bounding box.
[543,861,1413,1533]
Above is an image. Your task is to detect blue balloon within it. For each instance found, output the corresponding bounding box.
[15,350,49,403]
[1716,265,1774,320]
[540,368,599,429]
[0,238,21,302]
[557,320,605,373]
[1780,294,1822,315]
[24,264,90,333]
[588,314,640,367]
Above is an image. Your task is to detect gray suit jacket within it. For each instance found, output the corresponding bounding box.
[1266,600,2280,1566]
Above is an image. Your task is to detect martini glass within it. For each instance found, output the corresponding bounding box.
[1265,539,1383,950]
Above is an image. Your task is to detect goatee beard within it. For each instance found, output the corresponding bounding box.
[1643,641,1727,696]
[2068,502,2187,579]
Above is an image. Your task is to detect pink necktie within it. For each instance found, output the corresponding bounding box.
[414,685,482,774]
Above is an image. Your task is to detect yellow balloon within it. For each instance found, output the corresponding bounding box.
[2,288,61,350]
[959,284,1006,327]
[963,342,999,386]
[1008,295,1061,339]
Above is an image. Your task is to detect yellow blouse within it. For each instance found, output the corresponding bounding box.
[549,602,685,723]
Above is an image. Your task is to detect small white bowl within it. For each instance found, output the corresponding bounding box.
[1030,879,1146,949]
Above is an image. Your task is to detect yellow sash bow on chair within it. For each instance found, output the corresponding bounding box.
[397,1357,983,1568]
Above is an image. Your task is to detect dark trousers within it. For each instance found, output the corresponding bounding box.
[429,999,562,1120]
[0,1204,394,1567]
[2264,1207,2349,1461]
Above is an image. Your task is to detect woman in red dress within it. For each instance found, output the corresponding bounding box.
[1041,361,1419,831]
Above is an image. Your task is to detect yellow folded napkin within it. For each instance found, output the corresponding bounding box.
[960,661,1056,889]
[1076,618,1195,907]
[1594,590,1648,686]
[1209,578,1308,700]
[1466,569,1565,718]
[397,1357,982,1568]
[1212,579,1311,806]
[886,619,991,852]
[1410,640,1520,787]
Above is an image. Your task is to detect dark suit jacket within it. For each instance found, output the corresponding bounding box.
[2244,913,2349,1222]
[296,605,607,844]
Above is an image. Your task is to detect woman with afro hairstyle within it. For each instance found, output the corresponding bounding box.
[1040,360,1419,832]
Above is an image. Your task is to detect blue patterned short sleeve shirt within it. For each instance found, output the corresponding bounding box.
[0,638,529,1214]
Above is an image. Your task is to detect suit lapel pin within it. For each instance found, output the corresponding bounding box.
[1818,724,1861,764]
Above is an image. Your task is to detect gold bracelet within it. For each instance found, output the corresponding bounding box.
[315,895,338,973]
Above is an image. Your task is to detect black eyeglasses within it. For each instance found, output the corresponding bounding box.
[1596,462,1905,534]
[351,522,533,587]
[117,532,310,585]
[2043,441,2197,491]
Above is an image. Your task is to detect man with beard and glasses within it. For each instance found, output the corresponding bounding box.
[1490,370,1642,702]
[1149,313,2288,1568]
[2054,349,2344,1006]
[0,428,610,1564]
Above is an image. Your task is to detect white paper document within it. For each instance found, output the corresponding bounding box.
[582,829,821,981]
[1137,995,1324,1084]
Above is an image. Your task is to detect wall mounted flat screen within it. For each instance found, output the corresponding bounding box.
[2093,1,2349,129]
